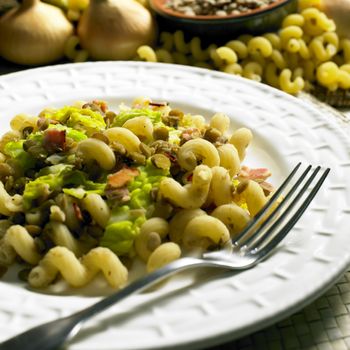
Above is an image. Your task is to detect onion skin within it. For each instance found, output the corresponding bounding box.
[77,0,157,60]
[0,0,74,65]
[321,0,350,38]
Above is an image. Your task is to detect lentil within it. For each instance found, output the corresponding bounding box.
[129,152,146,165]
[91,132,109,144]
[153,126,169,141]
[24,224,42,236]
[204,127,221,143]
[22,126,34,138]
[165,0,278,16]
[146,232,162,251]
[236,180,249,194]
[139,142,154,157]
[151,153,171,170]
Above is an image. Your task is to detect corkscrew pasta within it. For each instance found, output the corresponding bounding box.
[0,99,275,290]
[132,2,350,97]
[28,247,128,288]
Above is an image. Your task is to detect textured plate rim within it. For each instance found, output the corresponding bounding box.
[0,61,349,350]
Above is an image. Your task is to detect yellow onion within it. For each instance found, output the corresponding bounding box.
[77,0,156,60]
[320,0,350,37]
[0,0,74,65]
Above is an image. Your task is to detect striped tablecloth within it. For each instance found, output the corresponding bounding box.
[1,58,350,350]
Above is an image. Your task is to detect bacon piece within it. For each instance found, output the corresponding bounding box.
[186,172,193,182]
[92,100,108,113]
[260,181,275,195]
[43,129,66,153]
[107,167,140,188]
[164,151,177,163]
[72,202,84,222]
[239,166,271,182]
[149,101,168,107]
[105,187,130,203]
[180,128,201,144]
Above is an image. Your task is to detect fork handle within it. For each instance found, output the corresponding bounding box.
[0,257,210,350]
[81,257,206,320]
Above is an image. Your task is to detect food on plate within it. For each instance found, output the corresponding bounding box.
[0,0,74,65]
[0,98,274,289]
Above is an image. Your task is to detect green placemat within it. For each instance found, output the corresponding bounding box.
[213,272,350,350]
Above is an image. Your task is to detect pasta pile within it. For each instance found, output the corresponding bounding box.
[60,0,350,98]
[136,4,350,95]
[0,98,273,289]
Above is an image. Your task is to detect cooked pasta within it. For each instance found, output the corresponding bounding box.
[0,99,275,290]
[159,165,212,209]
[45,221,90,257]
[0,182,23,216]
[209,113,230,135]
[238,180,268,217]
[211,203,251,236]
[206,166,233,207]
[81,194,111,228]
[0,225,41,266]
[104,127,141,153]
[217,143,241,177]
[177,138,220,171]
[122,116,154,142]
[77,138,116,170]
[169,209,206,244]
[183,215,230,250]
[28,247,128,288]
[147,242,181,273]
[10,114,38,132]
[229,128,253,162]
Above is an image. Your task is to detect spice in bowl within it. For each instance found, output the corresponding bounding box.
[165,0,280,16]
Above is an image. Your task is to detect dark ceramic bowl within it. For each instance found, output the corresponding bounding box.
[150,0,298,42]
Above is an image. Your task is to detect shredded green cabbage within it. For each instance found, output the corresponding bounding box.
[23,164,72,209]
[47,124,88,141]
[42,106,106,135]
[100,206,146,255]
[23,164,106,209]
[111,108,162,127]
[4,140,36,172]
[100,161,169,255]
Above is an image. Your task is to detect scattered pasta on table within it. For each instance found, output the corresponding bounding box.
[132,2,349,98]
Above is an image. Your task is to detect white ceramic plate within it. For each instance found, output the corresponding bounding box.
[0,62,349,350]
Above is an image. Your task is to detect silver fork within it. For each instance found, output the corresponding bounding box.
[0,163,330,350]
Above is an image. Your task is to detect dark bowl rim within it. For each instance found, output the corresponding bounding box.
[150,0,295,23]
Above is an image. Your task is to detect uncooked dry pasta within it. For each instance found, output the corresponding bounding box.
[132,2,350,99]
[0,98,275,290]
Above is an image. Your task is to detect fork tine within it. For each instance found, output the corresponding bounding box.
[249,167,330,262]
[238,164,316,249]
[234,162,305,247]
